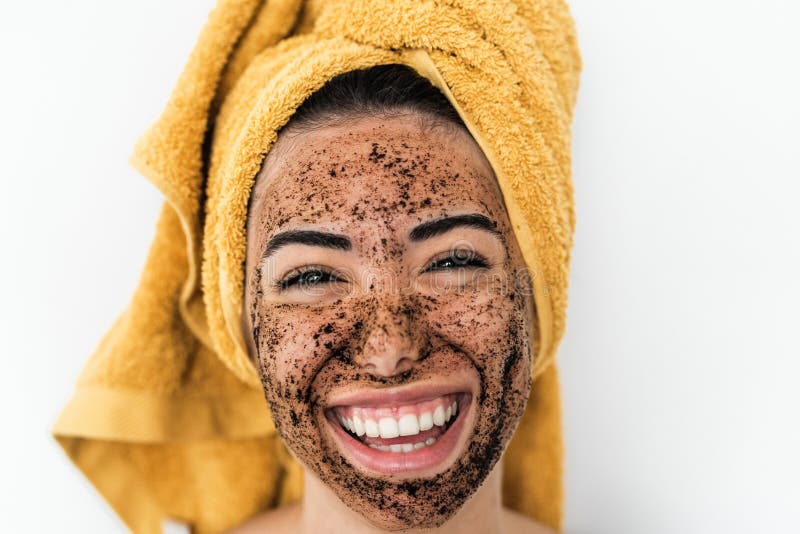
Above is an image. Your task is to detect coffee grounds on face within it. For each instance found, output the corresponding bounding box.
[244,117,534,529]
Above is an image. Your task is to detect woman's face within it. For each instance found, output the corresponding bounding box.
[243,114,534,529]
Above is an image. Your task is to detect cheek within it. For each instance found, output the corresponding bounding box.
[261,311,319,378]
[253,302,365,397]
[423,287,529,366]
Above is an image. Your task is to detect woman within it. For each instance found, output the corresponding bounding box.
[53,2,581,533]
[234,64,546,533]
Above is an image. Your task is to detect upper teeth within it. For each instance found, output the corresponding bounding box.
[335,398,459,439]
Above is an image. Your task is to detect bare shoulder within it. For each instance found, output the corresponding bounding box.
[502,507,557,534]
[224,503,301,534]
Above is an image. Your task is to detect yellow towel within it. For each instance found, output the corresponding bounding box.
[52,1,581,532]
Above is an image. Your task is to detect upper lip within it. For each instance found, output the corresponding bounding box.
[323,381,474,409]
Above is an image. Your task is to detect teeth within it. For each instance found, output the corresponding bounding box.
[354,408,454,437]
[419,411,433,430]
[378,417,400,439]
[364,418,379,438]
[335,395,463,439]
[398,413,420,436]
[352,415,366,436]
[368,437,439,453]
[433,405,446,426]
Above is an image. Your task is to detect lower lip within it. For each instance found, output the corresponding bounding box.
[325,395,472,476]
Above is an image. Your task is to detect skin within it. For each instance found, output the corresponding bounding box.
[235,113,550,534]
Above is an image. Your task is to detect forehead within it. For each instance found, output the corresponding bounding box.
[250,115,505,232]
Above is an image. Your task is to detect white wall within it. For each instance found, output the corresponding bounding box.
[1,1,797,533]
[563,2,799,532]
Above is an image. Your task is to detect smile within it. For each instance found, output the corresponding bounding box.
[324,391,473,476]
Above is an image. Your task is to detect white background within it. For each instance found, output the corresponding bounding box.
[1,1,798,533]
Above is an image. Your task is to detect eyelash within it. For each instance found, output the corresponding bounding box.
[276,265,343,291]
[275,250,491,292]
[421,249,491,273]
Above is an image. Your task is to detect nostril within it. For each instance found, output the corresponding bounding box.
[394,358,414,375]
[361,355,415,378]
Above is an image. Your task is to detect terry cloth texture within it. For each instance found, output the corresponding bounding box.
[52,1,581,532]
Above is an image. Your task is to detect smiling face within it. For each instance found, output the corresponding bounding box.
[242,114,535,529]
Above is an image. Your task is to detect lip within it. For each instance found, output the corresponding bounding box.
[324,381,475,409]
[323,387,475,477]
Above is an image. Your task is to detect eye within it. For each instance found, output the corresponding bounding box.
[422,248,490,273]
[277,266,344,291]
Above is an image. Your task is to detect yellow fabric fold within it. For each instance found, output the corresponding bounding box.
[53,1,581,532]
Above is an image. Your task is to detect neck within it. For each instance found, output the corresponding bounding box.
[299,463,506,534]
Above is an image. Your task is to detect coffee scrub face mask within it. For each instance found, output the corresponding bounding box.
[242,114,536,530]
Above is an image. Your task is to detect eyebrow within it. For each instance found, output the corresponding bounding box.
[263,230,352,259]
[409,213,500,241]
[262,214,497,258]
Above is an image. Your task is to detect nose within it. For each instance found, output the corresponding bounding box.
[356,304,423,378]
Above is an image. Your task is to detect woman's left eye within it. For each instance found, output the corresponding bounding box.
[422,249,490,273]
[277,267,343,291]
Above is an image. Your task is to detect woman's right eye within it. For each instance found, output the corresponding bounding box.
[277,267,342,291]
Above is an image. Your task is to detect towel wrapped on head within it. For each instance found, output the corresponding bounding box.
[53,1,581,532]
